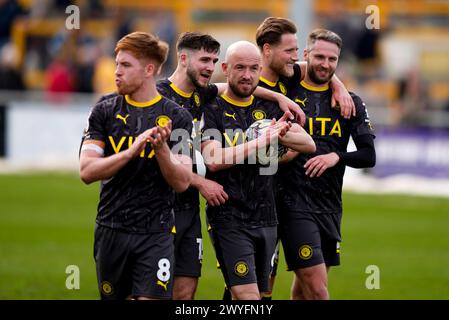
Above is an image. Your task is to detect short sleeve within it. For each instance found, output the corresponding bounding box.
[82,102,106,142]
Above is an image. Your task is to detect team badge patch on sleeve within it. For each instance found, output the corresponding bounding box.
[234,261,249,277]
[298,245,313,260]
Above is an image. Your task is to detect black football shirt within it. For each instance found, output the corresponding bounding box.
[157,79,218,210]
[202,94,283,229]
[82,94,193,233]
[280,81,375,214]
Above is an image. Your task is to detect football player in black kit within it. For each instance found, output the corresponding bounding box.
[201,40,315,300]
[256,17,357,120]
[79,32,193,300]
[248,16,357,300]
[156,32,224,300]
[278,29,376,300]
[157,32,306,300]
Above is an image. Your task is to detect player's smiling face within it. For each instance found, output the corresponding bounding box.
[305,39,339,85]
[115,50,147,95]
[186,48,219,88]
[268,33,298,78]
[224,53,261,98]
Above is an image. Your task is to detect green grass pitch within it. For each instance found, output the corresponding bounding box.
[0,172,448,299]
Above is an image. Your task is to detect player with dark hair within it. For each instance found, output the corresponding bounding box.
[79,31,193,300]
[156,31,306,300]
[156,31,224,300]
[201,41,315,300]
[279,29,376,300]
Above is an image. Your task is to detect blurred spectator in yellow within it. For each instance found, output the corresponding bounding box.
[93,39,117,95]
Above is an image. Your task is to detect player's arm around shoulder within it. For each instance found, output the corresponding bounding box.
[254,86,306,126]
[297,61,355,119]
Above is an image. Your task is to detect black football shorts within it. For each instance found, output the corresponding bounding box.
[209,225,277,293]
[279,210,341,271]
[173,206,202,277]
[94,224,175,300]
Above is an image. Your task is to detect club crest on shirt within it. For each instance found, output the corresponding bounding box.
[252,110,267,121]
[194,92,201,107]
[279,82,287,95]
[156,115,170,127]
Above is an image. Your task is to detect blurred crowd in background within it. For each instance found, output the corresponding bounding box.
[1,0,448,128]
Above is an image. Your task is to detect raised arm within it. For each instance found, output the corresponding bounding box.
[79,129,154,184]
[253,86,306,126]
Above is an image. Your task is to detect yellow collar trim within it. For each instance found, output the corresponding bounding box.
[259,76,277,87]
[170,82,193,98]
[221,94,254,107]
[125,95,162,107]
[300,80,329,92]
